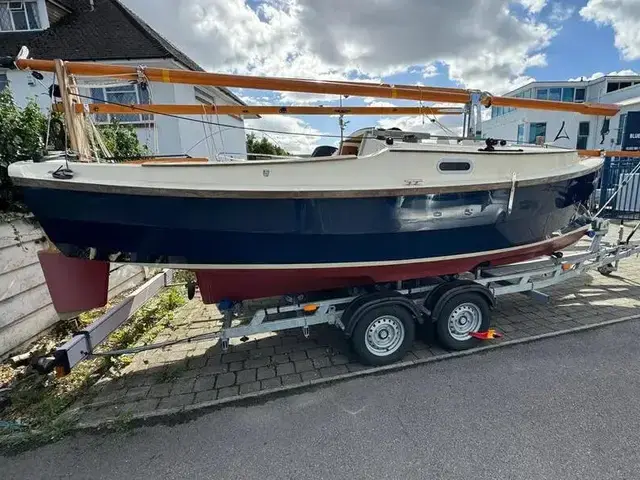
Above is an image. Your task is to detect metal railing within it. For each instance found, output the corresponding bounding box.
[597,155,640,220]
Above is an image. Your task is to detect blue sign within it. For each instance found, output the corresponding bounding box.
[622,111,640,151]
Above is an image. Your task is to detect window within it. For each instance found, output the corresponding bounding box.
[607,82,619,93]
[517,124,525,144]
[576,122,590,149]
[523,89,532,98]
[617,113,627,145]
[90,84,152,124]
[438,161,471,172]
[549,87,561,101]
[0,2,40,31]
[528,122,546,144]
[575,88,585,102]
[562,87,574,102]
[0,73,7,91]
[619,81,632,90]
[536,88,548,100]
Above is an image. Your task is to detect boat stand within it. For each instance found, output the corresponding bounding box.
[43,220,640,374]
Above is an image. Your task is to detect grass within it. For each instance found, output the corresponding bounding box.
[0,287,186,452]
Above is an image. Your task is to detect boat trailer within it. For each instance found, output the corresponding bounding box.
[42,219,640,374]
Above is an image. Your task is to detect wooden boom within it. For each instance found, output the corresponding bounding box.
[64,103,463,116]
[15,59,620,116]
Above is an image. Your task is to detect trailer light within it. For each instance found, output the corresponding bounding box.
[54,366,67,378]
[562,263,573,271]
[303,304,319,313]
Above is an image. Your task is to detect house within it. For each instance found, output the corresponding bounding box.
[0,0,252,159]
[482,75,640,151]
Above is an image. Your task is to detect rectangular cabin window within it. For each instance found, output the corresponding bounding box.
[528,122,546,144]
[562,87,574,102]
[607,82,619,93]
[517,124,525,144]
[0,2,40,31]
[574,88,585,102]
[617,113,627,145]
[523,89,532,98]
[536,88,548,100]
[548,88,562,101]
[90,84,152,124]
[576,122,590,150]
[619,81,632,90]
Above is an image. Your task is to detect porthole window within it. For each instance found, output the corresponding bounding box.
[438,160,472,172]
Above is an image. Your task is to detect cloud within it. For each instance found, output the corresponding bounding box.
[122,0,556,96]
[244,115,324,154]
[580,0,640,60]
[548,2,574,22]
[422,64,439,78]
[518,0,548,14]
[568,70,639,81]
[376,113,463,137]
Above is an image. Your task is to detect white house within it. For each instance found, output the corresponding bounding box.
[482,75,640,151]
[0,0,253,159]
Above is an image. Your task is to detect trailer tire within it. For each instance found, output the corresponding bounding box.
[435,292,490,351]
[351,305,415,366]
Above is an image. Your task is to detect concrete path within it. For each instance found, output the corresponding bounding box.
[5,320,640,480]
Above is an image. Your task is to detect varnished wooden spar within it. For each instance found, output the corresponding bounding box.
[15,59,620,116]
[64,103,463,116]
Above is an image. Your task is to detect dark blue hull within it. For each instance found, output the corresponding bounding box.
[21,172,596,267]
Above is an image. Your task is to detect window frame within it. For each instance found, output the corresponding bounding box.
[0,1,41,32]
[528,122,547,144]
[574,88,585,102]
[576,121,590,150]
[90,84,153,125]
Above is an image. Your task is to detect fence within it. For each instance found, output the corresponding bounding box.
[596,156,640,220]
[0,216,146,358]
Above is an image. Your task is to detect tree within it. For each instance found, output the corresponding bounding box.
[0,89,148,212]
[99,120,149,161]
[246,132,288,157]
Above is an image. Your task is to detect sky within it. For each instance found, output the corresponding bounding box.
[121,0,640,154]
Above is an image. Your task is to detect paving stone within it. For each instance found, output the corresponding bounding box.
[236,369,257,384]
[276,363,295,376]
[170,379,195,395]
[217,386,239,399]
[288,350,308,362]
[124,386,150,400]
[199,362,228,375]
[330,355,350,365]
[124,398,159,414]
[272,353,290,364]
[148,383,173,398]
[215,372,236,388]
[193,375,217,392]
[258,337,281,347]
[249,346,275,358]
[158,393,194,409]
[301,370,321,381]
[239,381,261,395]
[187,356,207,369]
[346,363,368,373]
[319,365,348,377]
[221,351,249,363]
[261,377,282,389]
[312,357,332,369]
[274,345,296,354]
[228,361,244,372]
[306,347,329,358]
[245,357,271,369]
[294,359,314,373]
[281,336,300,346]
[194,389,218,403]
[257,366,276,380]
[281,373,302,386]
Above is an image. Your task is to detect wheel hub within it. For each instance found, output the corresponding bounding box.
[364,315,405,357]
[448,303,482,341]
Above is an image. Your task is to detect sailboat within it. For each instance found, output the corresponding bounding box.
[5,57,617,311]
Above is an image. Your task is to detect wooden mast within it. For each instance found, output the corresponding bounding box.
[62,104,464,116]
[16,58,620,116]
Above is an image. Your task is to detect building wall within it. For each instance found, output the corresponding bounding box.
[483,81,640,150]
[1,58,247,160]
[0,217,146,358]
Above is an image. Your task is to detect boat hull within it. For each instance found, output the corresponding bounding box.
[20,170,597,303]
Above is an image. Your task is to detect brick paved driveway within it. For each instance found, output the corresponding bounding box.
[73,234,640,425]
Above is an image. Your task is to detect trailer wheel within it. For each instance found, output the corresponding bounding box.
[435,293,490,351]
[598,263,615,276]
[351,305,415,366]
